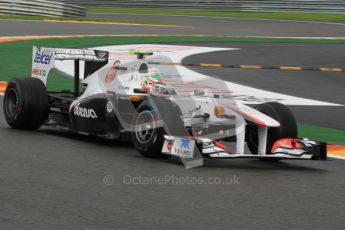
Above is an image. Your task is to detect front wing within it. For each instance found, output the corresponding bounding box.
[162,136,327,160]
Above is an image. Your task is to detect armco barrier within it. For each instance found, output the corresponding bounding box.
[56,0,345,14]
[0,0,85,17]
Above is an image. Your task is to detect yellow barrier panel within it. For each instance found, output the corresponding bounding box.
[320,68,343,72]
[200,63,222,68]
[279,66,303,71]
[240,65,262,69]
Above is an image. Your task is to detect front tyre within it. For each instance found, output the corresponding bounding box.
[3,77,48,130]
[131,108,164,158]
[246,102,297,161]
[131,97,185,158]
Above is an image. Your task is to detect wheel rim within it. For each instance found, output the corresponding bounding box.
[5,88,19,118]
[135,110,156,144]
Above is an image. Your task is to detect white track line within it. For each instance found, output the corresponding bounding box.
[328,154,345,160]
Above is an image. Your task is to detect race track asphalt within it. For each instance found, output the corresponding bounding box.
[87,12,345,37]
[2,13,345,37]
[1,98,345,230]
[182,42,345,130]
[1,18,345,230]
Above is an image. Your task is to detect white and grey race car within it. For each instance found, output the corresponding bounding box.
[2,47,327,167]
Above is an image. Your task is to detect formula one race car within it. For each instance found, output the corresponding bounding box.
[2,46,327,167]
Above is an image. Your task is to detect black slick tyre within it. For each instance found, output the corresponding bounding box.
[3,77,48,130]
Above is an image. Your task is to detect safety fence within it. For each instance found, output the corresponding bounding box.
[55,0,345,13]
[0,0,86,17]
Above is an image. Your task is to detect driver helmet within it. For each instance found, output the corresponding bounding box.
[141,73,165,91]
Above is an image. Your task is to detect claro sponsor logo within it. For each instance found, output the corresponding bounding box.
[73,104,98,119]
[32,68,47,76]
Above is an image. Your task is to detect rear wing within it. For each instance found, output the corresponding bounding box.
[32,46,109,97]
[31,46,109,85]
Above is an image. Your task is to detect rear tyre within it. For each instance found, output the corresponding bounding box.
[246,102,297,161]
[3,77,48,130]
[131,97,186,158]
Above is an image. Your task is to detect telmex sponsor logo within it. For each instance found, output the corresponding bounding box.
[74,104,98,119]
[34,51,53,65]
[180,139,190,149]
[32,68,47,76]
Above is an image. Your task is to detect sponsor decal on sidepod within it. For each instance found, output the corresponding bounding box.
[106,101,113,113]
[74,104,98,119]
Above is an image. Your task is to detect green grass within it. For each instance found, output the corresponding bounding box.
[1,35,344,145]
[88,7,345,23]
[0,14,167,25]
[299,123,345,145]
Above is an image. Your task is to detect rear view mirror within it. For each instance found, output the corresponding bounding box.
[114,66,128,71]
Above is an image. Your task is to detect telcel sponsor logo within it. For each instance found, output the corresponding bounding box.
[32,68,47,76]
[74,104,98,119]
[34,51,53,65]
